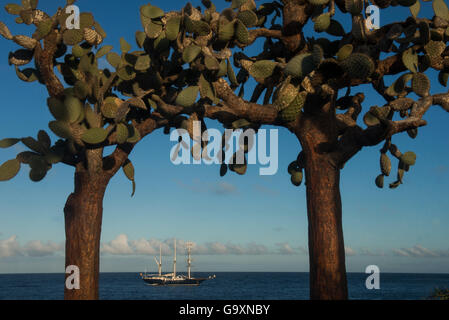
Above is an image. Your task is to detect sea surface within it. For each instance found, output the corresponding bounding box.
[0,272,448,300]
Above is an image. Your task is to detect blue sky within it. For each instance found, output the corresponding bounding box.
[0,1,448,274]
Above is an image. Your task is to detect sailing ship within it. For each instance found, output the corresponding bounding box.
[140,239,216,286]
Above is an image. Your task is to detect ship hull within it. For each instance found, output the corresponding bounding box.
[143,278,208,286]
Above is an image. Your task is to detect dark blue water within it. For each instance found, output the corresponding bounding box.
[0,272,448,300]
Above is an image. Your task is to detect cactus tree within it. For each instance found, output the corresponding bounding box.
[0,0,187,299]
[1,0,449,300]
[98,0,447,299]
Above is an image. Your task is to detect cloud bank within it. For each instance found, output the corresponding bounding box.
[2,234,449,261]
[101,235,306,256]
[0,236,63,258]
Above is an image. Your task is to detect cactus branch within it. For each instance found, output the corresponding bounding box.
[34,34,64,99]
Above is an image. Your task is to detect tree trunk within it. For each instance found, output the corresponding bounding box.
[297,112,348,300]
[63,169,109,300]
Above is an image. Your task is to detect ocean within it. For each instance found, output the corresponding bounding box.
[0,272,448,300]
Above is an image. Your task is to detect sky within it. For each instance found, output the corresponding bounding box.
[0,0,448,274]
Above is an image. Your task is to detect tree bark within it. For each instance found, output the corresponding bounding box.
[296,112,348,300]
[63,169,110,300]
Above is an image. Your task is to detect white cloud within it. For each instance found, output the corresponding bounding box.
[0,235,22,258]
[276,242,298,255]
[392,245,449,258]
[102,234,134,255]
[23,240,63,257]
[0,235,62,258]
[100,235,302,256]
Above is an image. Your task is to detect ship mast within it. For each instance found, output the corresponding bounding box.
[154,243,162,276]
[173,238,176,278]
[186,242,193,279]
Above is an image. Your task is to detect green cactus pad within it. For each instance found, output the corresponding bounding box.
[433,0,449,21]
[0,21,13,40]
[135,31,146,48]
[120,37,131,53]
[227,59,238,86]
[101,101,118,119]
[249,60,277,79]
[235,20,250,44]
[36,18,53,39]
[5,4,22,15]
[64,96,84,123]
[48,121,73,140]
[341,53,375,80]
[133,54,150,71]
[144,20,163,39]
[380,153,392,176]
[44,151,63,165]
[96,45,113,59]
[280,104,302,122]
[13,35,38,50]
[237,10,258,27]
[117,66,136,81]
[275,81,299,111]
[288,161,301,175]
[63,29,84,46]
[187,18,211,36]
[314,13,331,33]
[37,130,51,150]
[375,174,384,188]
[400,151,416,166]
[424,40,445,58]
[140,4,164,19]
[165,16,181,41]
[0,159,21,181]
[175,86,199,107]
[22,137,46,154]
[219,20,236,42]
[402,48,418,73]
[411,73,430,97]
[439,71,449,87]
[126,124,141,143]
[284,53,315,79]
[0,138,20,148]
[204,55,220,70]
[47,97,65,121]
[122,159,135,181]
[199,74,215,100]
[81,128,109,144]
[29,167,47,182]
[182,44,202,63]
[308,0,330,5]
[291,171,303,186]
[116,123,129,144]
[106,52,122,69]
[8,49,34,66]
[363,112,380,127]
[336,44,353,61]
[407,128,418,139]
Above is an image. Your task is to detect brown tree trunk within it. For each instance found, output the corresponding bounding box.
[297,112,348,300]
[63,169,109,300]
